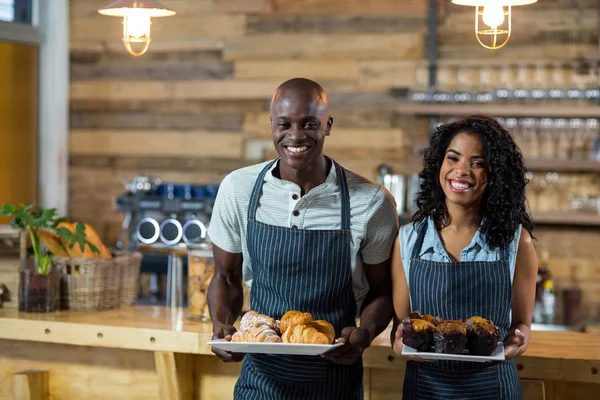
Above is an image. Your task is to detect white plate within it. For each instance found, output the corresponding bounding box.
[402,343,505,363]
[208,339,344,356]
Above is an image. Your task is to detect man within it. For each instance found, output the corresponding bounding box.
[207,78,399,399]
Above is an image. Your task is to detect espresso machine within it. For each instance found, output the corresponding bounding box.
[115,176,218,251]
[115,176,219,304]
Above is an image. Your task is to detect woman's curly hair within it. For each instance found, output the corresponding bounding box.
[412,115,533,249]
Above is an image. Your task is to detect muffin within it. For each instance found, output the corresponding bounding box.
[402,312,436,352]
[433,320,467,354]
[465,316,501,356]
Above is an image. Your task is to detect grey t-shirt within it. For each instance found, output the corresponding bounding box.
[208,159,399,311]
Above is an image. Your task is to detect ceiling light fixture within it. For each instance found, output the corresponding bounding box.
[451,0,537,50]
[98,0,176,57]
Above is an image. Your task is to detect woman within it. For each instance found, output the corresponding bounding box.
[391,115,538,399]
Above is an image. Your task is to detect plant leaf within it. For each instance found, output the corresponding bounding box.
[56,222,100,256]
[0,204,16,216]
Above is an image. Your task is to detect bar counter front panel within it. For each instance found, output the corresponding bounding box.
[1,306,599,400]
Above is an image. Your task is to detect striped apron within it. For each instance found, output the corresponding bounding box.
[233,159,363,400]
[403,221,522,400]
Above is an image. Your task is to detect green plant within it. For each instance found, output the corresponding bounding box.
[0,203,99,275]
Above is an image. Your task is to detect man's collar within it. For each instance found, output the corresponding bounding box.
[264,158,337,190]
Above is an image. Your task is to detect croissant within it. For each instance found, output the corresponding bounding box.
[282,324,330,345]
[231,325,282,343]
[240,310,278,331]
[310,320,336,344]
[280,310,313,334]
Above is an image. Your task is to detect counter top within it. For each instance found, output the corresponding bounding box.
[1,306,599,361]
[2,306,600,384]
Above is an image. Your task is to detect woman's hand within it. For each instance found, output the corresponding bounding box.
[503,327,527,360]
[392,324,430,362]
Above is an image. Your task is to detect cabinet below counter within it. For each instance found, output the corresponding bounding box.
[0,306,599,399]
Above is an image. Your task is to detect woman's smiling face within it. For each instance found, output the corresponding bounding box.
[439,132,489,207]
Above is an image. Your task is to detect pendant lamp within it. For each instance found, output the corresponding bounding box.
[98,0,176,57]
[451,1,537,50]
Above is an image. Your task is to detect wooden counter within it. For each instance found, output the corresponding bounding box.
[1,306,599,399]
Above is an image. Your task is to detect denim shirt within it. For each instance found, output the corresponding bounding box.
[399,217,522,289]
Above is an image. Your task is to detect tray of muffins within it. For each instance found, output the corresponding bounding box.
[401,312,505,362]
[208,310,343,356]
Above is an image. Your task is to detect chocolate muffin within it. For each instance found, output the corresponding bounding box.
[465,316,501,356]
[433,320,467,354]
[402,313,436,352]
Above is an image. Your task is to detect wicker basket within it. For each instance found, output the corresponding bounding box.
[116,251,142,306]
[54,252,141,311]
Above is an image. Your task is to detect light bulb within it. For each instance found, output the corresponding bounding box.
[482,4,505,29]
[124,11,151,41]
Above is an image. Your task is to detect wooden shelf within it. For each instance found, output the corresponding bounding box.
[397,103,600,118]
[525,159,600,172]
[532,211,600,226]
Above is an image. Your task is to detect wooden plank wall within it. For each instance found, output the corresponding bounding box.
[68,0,600,319]
[68,0,598,245]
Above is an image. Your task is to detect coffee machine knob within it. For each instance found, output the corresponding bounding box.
[136,217,160,244]
[159,218,183,246]
[182,219,207,245]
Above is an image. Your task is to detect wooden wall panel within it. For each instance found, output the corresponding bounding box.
[235,60,359,82]
[70,111,243,130]
[223,33,425,61]
[71,80,301,101]
[70,99,268,114]
[270,0,444,15]
[246,14,428,34]
[68,0,600,315]
[217,0,274,13]
[69,130,244,158]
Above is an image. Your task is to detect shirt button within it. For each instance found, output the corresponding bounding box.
[293,210,299,216]
[292,194,298,200]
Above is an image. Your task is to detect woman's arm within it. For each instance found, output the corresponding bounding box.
[505,228,538,359]
[391,235,411,355]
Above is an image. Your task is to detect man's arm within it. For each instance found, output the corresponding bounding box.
[358,187,399,343]
[207,244,245,362]
[324,257,394,365]
[325,186,399,365]
[358,259,394,343]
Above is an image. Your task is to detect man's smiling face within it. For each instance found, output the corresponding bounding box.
[270,88,332,172]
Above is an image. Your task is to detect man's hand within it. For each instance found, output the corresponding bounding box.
[211,323,244,362]
[503,328,526,360]
[323,326,371,365]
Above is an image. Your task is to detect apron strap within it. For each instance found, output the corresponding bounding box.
[410,218,428,260]
[248,160,277,221]
[333,161,351,231]
[499,242,510,261]
[247,158,351,231]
